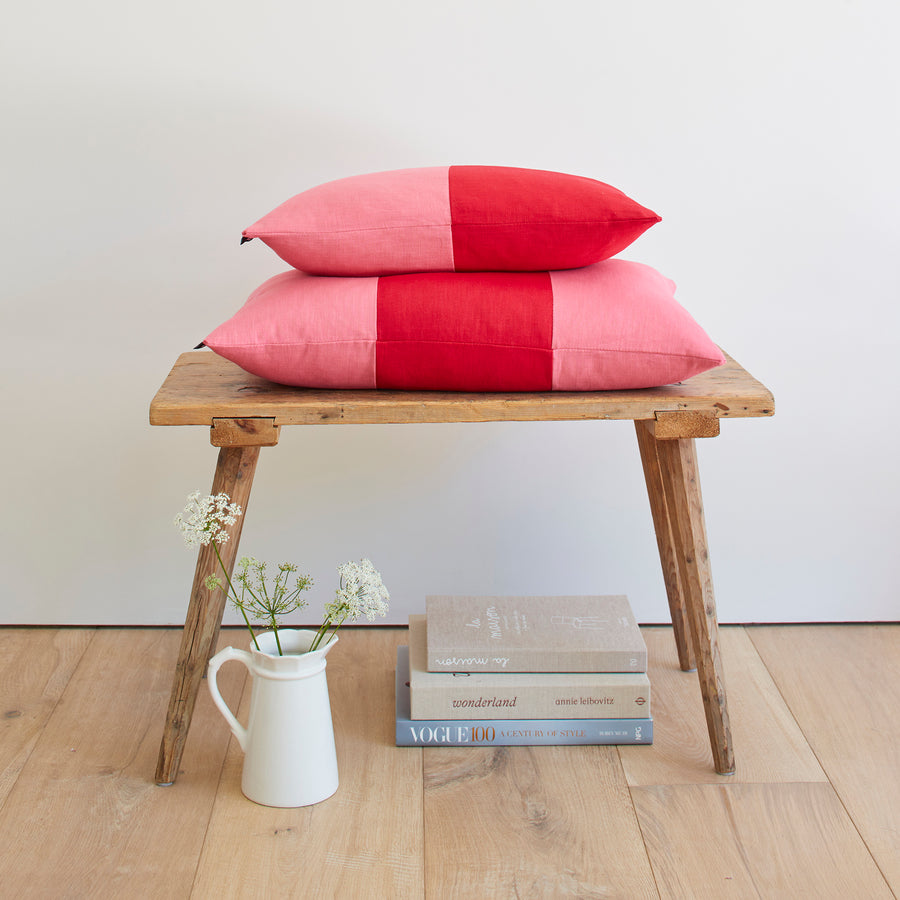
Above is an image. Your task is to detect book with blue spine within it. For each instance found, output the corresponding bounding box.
[395,646,653,747]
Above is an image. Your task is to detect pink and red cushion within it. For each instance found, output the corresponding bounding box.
[241,166,661,276]
[203,260,725,391]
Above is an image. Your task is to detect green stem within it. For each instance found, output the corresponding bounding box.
[308,623,328,653]
[309,611,348,653]
[212,542,259,651]
[238,606,259,650]
[309,575,347,653]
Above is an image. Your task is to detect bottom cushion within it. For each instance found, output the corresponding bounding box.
[203,260,725,391]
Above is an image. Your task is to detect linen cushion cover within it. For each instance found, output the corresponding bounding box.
[203,260,725,391]
[241,166,661,276]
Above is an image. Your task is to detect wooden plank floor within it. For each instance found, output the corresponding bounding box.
[0,624,896,899]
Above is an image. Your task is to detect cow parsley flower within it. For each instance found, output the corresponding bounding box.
[211,556,316,655]
[175,491,389,656]
[174,491,242,549]
[310,558,390,651]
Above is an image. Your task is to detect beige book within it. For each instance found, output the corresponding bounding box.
[409,616,650,720]
[425,595,647,673]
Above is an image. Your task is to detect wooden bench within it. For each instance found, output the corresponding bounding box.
[150,349,774,783]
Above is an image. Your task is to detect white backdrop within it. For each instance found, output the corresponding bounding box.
[2,0,898,624]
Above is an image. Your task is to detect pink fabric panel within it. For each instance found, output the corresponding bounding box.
[244,167,454,275]
[204,270,377,388]
[551,261,725,390]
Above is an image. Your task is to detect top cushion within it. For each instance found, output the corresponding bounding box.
[241,166,661,276]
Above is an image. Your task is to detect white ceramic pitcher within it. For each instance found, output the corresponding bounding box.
[207,629,339,807]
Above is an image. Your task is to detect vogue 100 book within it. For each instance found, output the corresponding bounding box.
[395,646,652,747]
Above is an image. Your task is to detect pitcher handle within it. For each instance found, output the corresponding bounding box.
[207,646,252,752]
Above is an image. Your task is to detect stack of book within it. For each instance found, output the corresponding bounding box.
[395,595,653,747]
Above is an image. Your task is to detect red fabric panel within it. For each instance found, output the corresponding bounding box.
[448,165,660,271]
[376,272,554,391]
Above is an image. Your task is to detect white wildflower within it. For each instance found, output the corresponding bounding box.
[308,558,391,652]
[173,491,389,656]
[174,491,242,549]
[327,558,390,623]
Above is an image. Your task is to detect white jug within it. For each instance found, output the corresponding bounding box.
[207,629,339,807]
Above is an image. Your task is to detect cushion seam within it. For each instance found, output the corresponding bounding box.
[215,343,714,360]
[211,339,375,348]
[554,346,721,360]
[249,217,656,237]
[452,217,658,227]
[376,339,553,351]
[247,224,451,237]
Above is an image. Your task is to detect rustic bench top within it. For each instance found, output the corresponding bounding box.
[150,349,773,431]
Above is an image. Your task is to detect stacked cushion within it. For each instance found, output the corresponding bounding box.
[203,261,725,391]
[241,166,661,276]
[204,165,724,391]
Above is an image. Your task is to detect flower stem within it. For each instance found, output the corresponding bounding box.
[213,542,259,651]
[308,611,347,653]
[308,623,328,653]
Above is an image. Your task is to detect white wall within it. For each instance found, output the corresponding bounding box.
[3,0,898,625]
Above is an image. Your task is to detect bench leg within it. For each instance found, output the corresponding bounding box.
[639,424,735,775]
[635,422,695,671]
[155,445,260,785]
